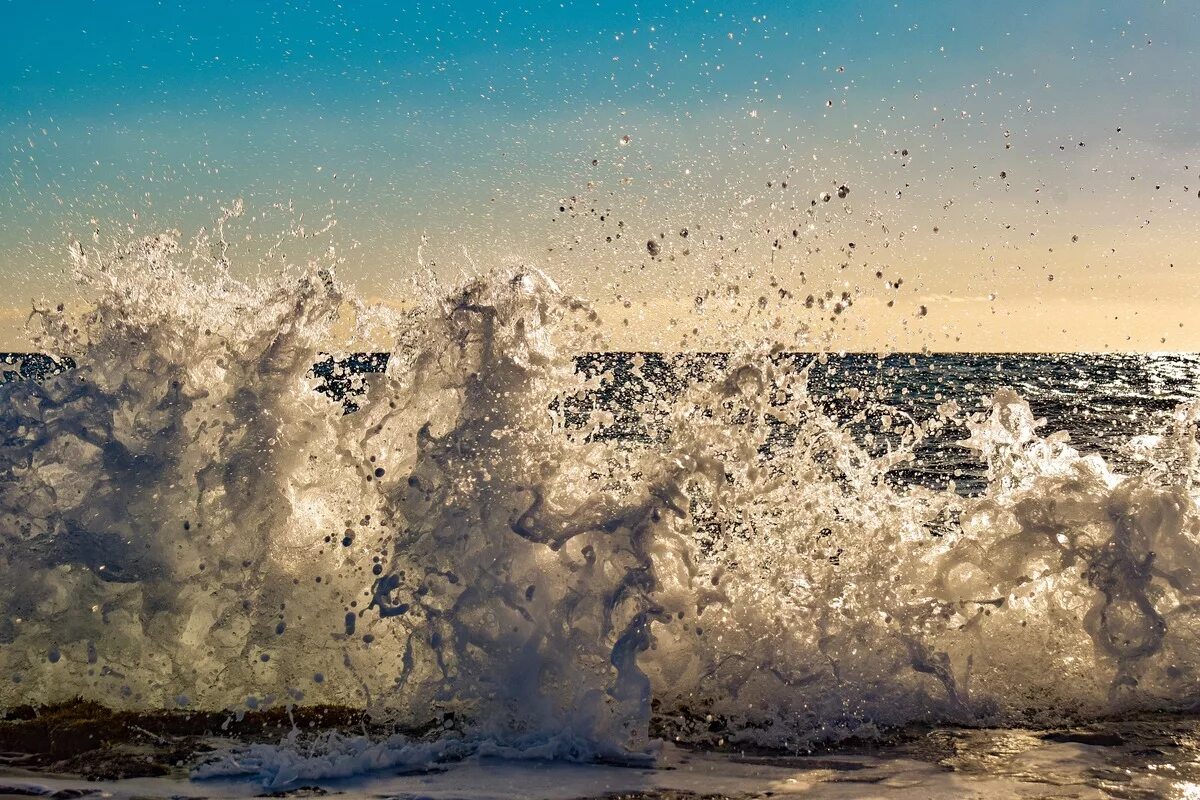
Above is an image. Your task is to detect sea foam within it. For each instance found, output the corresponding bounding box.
[2,233,1199,785]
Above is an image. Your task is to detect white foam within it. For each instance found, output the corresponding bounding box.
[2,240,1200,785]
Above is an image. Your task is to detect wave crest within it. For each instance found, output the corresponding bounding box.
[2,247,1200,784]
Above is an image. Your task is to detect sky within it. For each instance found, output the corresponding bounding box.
[2,0,1199,351]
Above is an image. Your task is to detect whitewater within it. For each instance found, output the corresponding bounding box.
[2,230,1200,797]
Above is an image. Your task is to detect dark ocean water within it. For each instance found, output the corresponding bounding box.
[571,352,1200,493]
[8,351,1200,490]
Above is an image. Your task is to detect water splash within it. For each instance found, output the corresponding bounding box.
[2,238,1199,786]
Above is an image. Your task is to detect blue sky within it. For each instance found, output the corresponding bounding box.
[3,1,1199,348]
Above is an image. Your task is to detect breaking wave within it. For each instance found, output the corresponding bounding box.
[2,230,1200,786]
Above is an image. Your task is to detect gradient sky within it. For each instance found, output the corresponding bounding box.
[2,0,1198,350]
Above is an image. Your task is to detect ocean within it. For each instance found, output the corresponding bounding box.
[2,272,1200,798]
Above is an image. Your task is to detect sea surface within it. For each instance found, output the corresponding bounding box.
[569,351,1200,493]
[3,274,1200,799]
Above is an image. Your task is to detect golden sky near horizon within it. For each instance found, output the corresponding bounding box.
[2,2,1198,353]
[3,283,1196,354]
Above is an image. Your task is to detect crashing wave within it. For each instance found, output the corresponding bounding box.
[2,236,1199,785]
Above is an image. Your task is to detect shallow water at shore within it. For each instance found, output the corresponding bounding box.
[3,715,1200,799]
